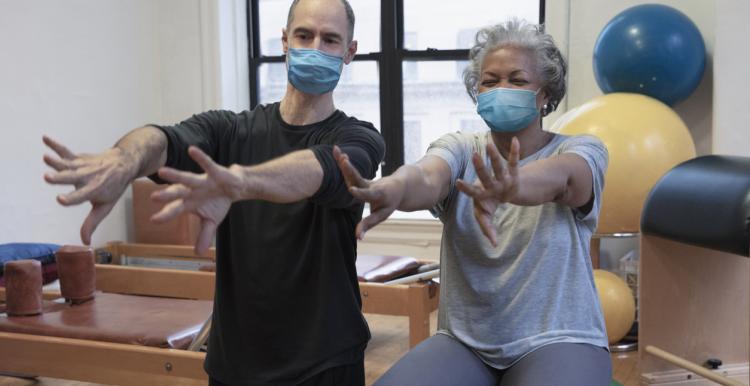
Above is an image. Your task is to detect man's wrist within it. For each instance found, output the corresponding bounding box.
[234,165,260,201]
[110,146,140,182]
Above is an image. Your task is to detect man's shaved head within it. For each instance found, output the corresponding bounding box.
[286,0,355,42]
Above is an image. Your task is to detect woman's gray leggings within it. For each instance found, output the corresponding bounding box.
[374,334,612,386]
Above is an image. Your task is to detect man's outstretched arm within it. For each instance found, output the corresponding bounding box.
[43,126,168,244]
[150,144,372,254]
[235,149,325,203]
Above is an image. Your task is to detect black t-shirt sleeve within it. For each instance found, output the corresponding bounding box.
[148,110,237,183]
[309,122,385,209]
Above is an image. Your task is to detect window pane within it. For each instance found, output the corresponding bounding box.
[348,0,381,54]
[403,61,486,164]
[259,0,381,57]
[258,62,287,103]
[258,0,288,56]
[334,61,381,130]
[403,0,540,50]
[258,61,380,131]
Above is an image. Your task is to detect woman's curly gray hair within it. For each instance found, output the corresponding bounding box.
[463,19,567,117]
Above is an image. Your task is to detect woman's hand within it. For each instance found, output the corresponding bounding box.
[333,146,405,239]
[150,146,245,255]
[456,137,521,247]
[43,136,136,245]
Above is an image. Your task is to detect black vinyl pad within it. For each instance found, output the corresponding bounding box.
[641,155,750,257]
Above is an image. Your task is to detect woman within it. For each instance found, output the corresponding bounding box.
[334,19,611,386]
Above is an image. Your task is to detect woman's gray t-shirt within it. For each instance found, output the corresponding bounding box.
[427,131,609,369]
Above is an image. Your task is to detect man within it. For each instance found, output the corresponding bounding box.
[43,0,385,384]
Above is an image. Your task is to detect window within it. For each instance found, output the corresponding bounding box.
[248,0,543,175]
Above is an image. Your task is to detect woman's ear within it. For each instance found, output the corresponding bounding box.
[538,88,549,105]
[539,88,551,115]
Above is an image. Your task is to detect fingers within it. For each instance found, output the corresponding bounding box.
[474,204,498,247]
[332,145,343,160]
[187,146,221,175]
[194,219,217,255]
[456,178,491,200]
[507,137,520,180]
[44,169,85,185]
[58,183,99,206]
[355,222,367,240]
[348,185,383,203]
[459,178,499,246]
[333,145,368,189]
[355,206,393,240]
[46,169,100,206]
[80,201,116,246]
[43,154,73,171]
[472,152,496,189]
[158,167,204,187]
[456,179,478,196]
[486,141,507,182]
[42,135,76,159]
[150,198,186,224]
[151,184,191,203]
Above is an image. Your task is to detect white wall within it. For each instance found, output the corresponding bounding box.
[0,1,161,246]
[0,0,245,247]
[546,0,716,155]
[217,0,251,113]
[713,0,750,156]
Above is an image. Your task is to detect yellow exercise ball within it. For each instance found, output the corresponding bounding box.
[593,269,636,344]
[549,93,696,234]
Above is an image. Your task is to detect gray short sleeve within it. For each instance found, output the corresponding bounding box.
[424,132,479,219]
[556,135,609,229]
[431,132,610,368]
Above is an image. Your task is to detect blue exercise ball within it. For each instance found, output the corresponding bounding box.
[593,4,706,106]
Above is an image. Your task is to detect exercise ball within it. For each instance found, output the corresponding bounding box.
[549,93,695,234]
[593,4,706,106]
[593,269,635,345]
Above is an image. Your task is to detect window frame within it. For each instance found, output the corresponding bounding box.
[247,0,545,175]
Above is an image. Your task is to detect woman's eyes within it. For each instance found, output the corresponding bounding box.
[481,79,529,87]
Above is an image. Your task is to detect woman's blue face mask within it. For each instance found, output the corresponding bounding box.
[476,87,541,133]
[287,48,344,95]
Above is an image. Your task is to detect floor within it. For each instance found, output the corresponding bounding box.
[0,311,639,386]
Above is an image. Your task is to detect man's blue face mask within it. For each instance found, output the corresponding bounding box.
[287,48,344,95]
[476,87,541,133]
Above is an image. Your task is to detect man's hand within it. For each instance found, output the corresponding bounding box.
[333,146,404,240]
[456,137,521,247]
[43,135,135,245]
[150,146,244,255]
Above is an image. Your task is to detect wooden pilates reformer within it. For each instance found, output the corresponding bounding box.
[639,155,750,386]
[0,263,214,385]
[104,241,440,348]
[0,242,438,385]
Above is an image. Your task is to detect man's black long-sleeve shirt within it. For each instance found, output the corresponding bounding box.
[152,102,385,385]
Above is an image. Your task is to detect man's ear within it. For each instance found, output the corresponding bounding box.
[343,40,358,64]
[282,28,289,53]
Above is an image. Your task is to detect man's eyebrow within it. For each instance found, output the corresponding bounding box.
[322,31,344,41]
[292,26,313,35]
